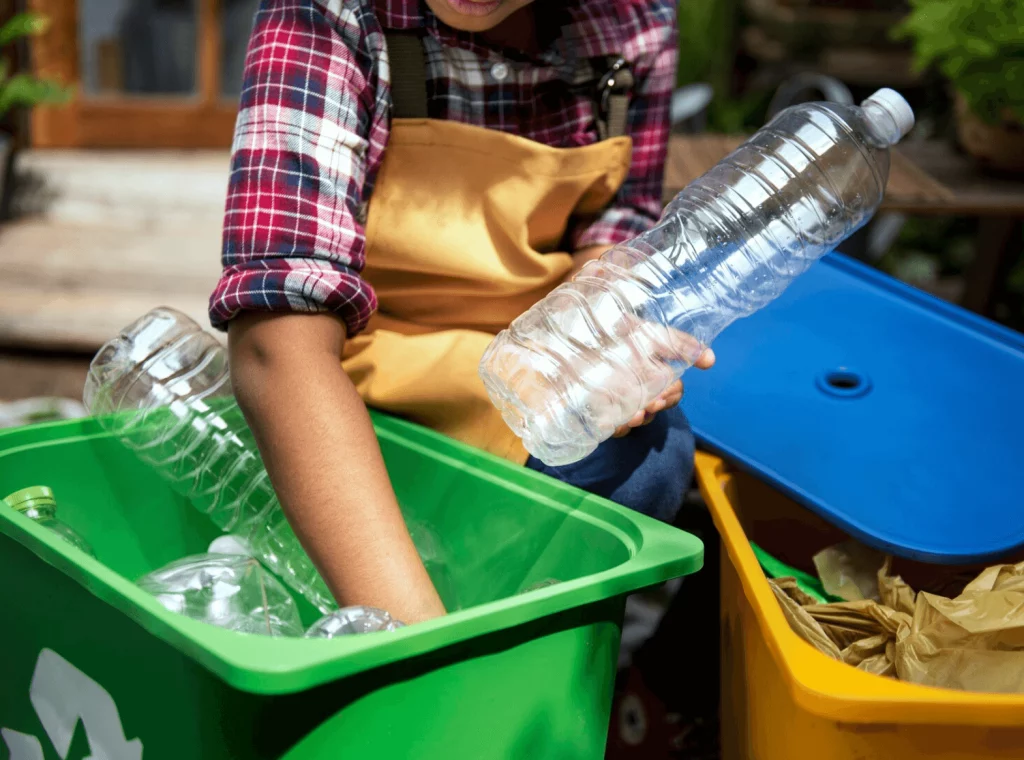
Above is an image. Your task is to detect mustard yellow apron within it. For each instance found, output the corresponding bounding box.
[343,36,632,464]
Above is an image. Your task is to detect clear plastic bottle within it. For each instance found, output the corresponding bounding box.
[480,89,915,465]
[137,553,304,637]
[305,606,404,638]
[3,486,95,557]
[83,308,336,612]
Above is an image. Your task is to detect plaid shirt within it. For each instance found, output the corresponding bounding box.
[211,0,678,335]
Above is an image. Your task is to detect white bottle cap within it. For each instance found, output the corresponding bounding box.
[208,535,253,556]
[864,88,915,139]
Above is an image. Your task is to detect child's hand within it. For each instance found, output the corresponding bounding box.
[612,348,716,438]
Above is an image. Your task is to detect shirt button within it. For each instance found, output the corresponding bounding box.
[490,62,510,82]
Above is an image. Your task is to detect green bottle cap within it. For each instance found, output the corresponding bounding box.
[3,485,57,513]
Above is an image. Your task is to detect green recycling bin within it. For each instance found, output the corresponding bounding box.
[0,413,702,759]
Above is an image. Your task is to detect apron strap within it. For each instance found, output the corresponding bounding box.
[596,56,634,140]
[385,30,429,119]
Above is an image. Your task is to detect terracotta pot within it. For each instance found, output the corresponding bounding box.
[954,92,1024,175]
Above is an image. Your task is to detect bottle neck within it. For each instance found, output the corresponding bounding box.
[861,101,903,147]
[17,502,56,521]
[861,89,914,145]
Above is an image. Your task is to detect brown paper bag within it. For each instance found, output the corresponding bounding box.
[770,575,908,675]
[895,564,1024,692]
[769,560,1024,692]
[770,579,842,660]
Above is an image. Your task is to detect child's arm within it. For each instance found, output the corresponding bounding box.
[208,3,443,622]
[230,312,445,623]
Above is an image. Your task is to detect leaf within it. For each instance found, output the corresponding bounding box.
[896,0,1024,122]
[0,73,73,120]
[963,36,998,59]
[706,89,773,134]
[0,12,48,49]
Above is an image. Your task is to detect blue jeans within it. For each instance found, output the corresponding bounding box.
[525,405,695,523]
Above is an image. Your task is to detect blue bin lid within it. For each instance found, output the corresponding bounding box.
[683,254,1024,564]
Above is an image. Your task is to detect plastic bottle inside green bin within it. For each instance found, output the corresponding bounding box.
[305,606,405,638]
[84,307,460,616]
[137,552,304,637]
[3,486,95,557]
[83,307,338,613]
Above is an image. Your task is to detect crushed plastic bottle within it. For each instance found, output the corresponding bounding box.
[305,606,405,638]
[208,534,254,557]
[137,553,304,637]
[480,89,915,465]
[83,308,337,613]
[3,486,95,557]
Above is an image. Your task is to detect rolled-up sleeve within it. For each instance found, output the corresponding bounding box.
[210,0,385,337]
[572,5,678,250]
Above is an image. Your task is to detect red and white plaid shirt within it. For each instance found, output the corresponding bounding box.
[211,0,678,336]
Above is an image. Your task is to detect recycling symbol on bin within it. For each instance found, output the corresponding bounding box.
[1,649,143,760]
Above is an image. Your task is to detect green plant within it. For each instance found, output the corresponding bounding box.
[676,0,773,133]
[706,89,774,134]
[0,12,72,121]
[677,0,737,91]
[894,0,1024,124]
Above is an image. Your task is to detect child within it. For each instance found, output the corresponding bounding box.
[212,0,713,624]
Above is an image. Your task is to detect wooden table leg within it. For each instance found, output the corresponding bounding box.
[962,216,1021,317]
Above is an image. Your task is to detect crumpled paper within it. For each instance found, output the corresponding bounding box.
[771,560,1024,692]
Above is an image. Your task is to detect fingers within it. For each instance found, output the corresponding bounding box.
[695,347,716,370]
[613,407,647,437]
[607,341,716,441]
[658,380,683,409]
[657,327,715,371]
[613,380,684,438]
[614,312,716,371]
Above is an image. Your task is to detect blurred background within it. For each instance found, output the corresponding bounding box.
[0,0,1021,417]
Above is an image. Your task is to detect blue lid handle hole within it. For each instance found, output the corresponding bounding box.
[827,371,861,390]
[816,368,872,399]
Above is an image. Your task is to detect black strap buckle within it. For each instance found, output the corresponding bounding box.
[598,57,634,116]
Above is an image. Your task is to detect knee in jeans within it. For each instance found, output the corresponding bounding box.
[525,406,696,523]
[612,458,691,522]
[609,420,695,522]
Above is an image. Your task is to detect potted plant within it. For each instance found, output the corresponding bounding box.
[0,11,72,218]
[896,0,1024,174]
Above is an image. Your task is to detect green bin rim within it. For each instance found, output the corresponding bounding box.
[0,414,703,695]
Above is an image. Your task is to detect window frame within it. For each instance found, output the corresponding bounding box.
[28,0,240,148]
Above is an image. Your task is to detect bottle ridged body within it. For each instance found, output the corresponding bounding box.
[481,99,902,466]
[137,553,305,637]
[85,309,336,612]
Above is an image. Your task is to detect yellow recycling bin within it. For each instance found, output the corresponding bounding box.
[694,452,1024,760]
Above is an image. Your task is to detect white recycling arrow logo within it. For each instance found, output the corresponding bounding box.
[0,730,43,760]
[2,649,143,760]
